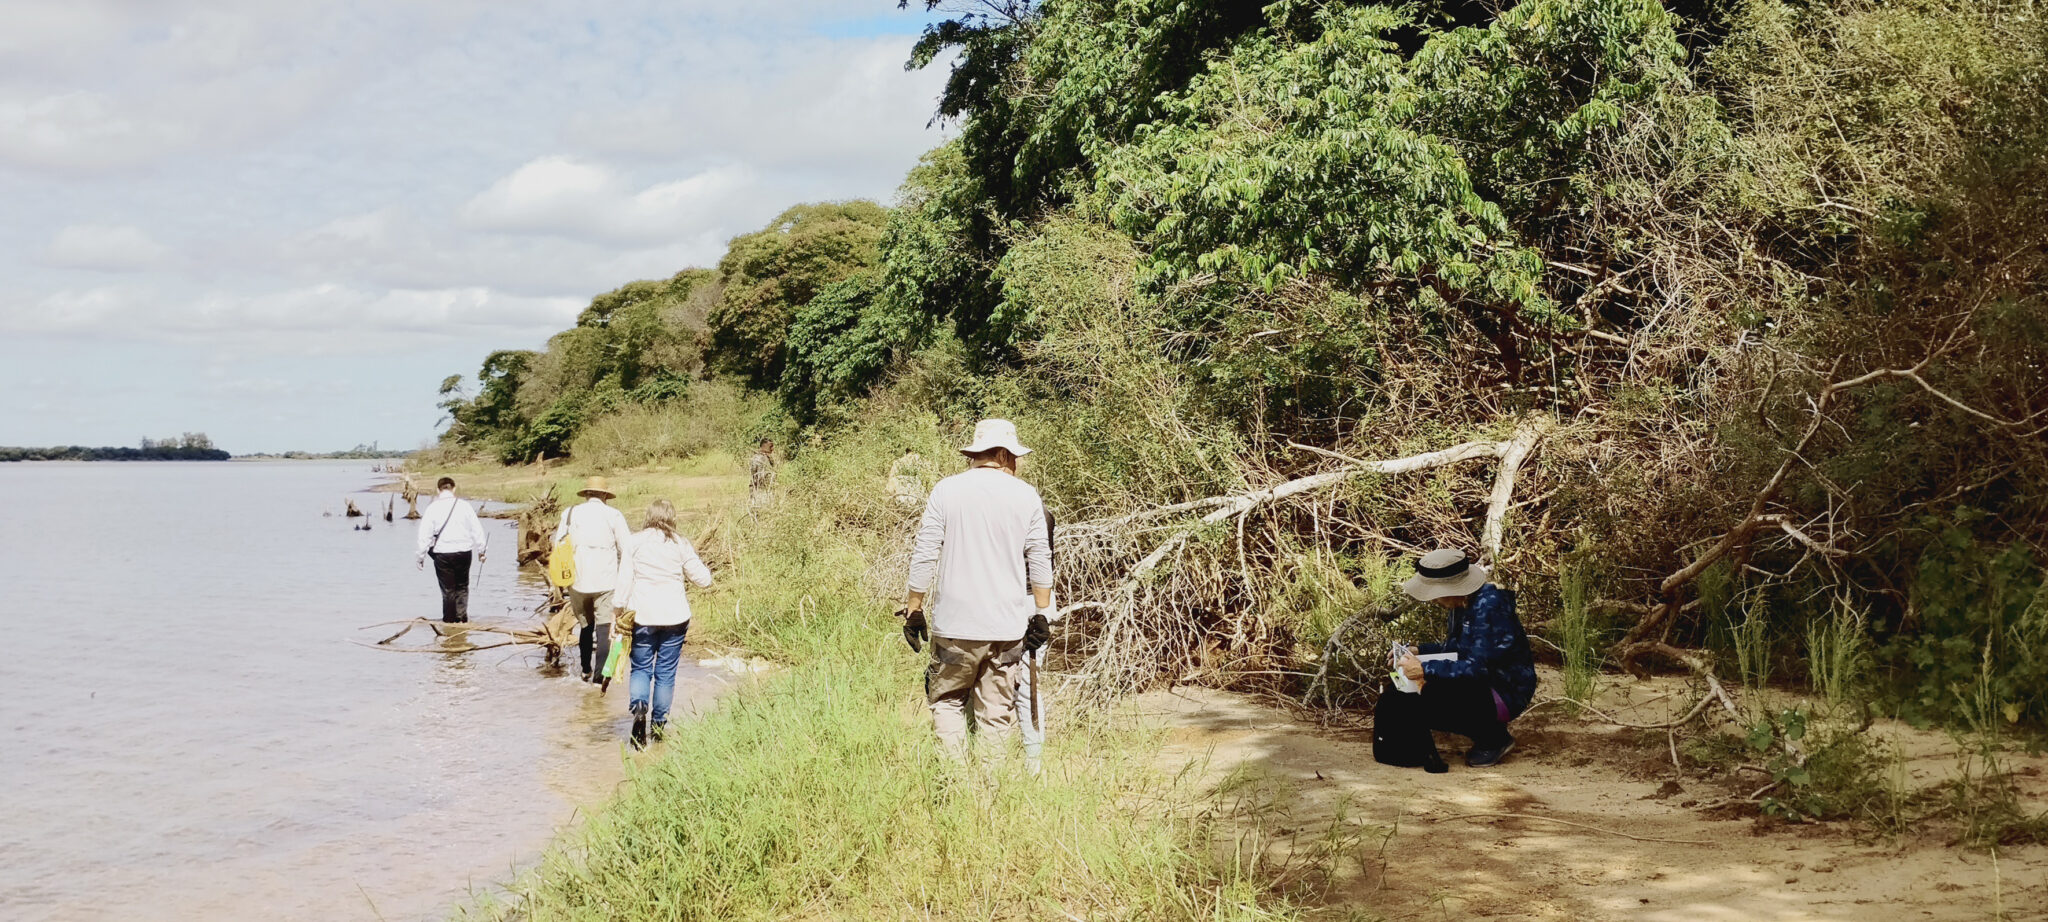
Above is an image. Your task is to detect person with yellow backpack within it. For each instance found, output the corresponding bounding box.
[549,476,633,684]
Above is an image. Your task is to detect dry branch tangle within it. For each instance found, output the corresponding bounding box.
[1057,417,1553,689]
[1618,332,2036,658]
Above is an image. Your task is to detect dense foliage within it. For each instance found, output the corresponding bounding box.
[438,0,2048,728]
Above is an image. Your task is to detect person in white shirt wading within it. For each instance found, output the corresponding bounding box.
[901,419,1055,764]
[416,476,488,623]
[553,476,634,684]
[612,499,714,748]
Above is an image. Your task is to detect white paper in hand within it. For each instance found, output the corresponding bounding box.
[1388,641,1420,694]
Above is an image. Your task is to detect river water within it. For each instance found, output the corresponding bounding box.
[0,461,725,921]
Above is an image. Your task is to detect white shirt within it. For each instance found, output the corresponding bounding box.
[907,466,1053,642]
[614,528,714,626]
[416,491,488,557]
[550,499,634,593]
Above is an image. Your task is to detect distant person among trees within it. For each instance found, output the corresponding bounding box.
[749,439,778,511]
[888,447,926,510]
[613,499,714,749]
[553,476,634,684]
[901,419,1055,764]
[1374,548,1536,772]
[415,476,487,623]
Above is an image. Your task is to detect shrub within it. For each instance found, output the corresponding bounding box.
[568,382,774,471]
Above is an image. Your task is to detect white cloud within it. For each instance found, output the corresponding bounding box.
[40,224,171,271]
[270,206,733,298]
[0,0,952,447]
[8,283,580,351]
[566,38,951,175]
[458,157,756,243]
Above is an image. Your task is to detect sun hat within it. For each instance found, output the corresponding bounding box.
[1401,548,1489,602]
[959,418,1032,457]
[577,476,616,499]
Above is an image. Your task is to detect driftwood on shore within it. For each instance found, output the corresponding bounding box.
[360,592,578,660]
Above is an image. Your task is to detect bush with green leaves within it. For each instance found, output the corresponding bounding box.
[1888,521,2048,729]
[707,201,889,387]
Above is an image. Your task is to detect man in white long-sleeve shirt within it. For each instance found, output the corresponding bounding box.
[552,476,634,683]
[416,476,488,623]
[903,419,1055,762]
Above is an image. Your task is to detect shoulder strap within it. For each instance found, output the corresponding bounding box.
[428,497,461,551]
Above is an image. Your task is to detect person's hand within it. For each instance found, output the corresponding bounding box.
[1023,613,1051,653]
[1398,652,1426,686]
[478,550,487,564]
[416,556,426,571]
[899,608,928,653]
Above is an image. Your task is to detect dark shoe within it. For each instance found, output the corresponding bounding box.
[630,704,650,749]
[650,722,666,742]
[1424,759,1450,774]
[1466,735,1515,767]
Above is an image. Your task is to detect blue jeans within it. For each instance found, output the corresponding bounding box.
[629,622,690,724]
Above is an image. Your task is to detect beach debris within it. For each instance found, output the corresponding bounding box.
[698,655,776,676]
[383,494,395,523]
[344,499,363,517]
[358,591,575,663]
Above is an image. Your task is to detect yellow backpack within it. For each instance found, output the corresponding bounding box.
[547,508,577,588]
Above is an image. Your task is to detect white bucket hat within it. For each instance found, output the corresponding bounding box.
[1402,548,1489,601]
[959,418,1032,456]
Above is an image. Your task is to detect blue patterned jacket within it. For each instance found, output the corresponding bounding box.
[1417,584,1537,718]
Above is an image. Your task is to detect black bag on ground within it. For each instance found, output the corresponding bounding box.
[1372,682,1439,768]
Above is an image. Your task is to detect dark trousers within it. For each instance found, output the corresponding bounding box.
[430,551,472,623]
[578,622,612,681]
[1374,677,1510,767]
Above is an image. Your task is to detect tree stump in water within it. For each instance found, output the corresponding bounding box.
[516,486,562,567]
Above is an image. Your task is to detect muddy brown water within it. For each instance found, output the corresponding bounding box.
[0,461,730,921]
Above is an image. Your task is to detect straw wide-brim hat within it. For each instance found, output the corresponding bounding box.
[959,418,1032,457]
[577,476,615,499]
[1402,548,1489,601]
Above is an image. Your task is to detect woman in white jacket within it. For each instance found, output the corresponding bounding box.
[613,500,713,747]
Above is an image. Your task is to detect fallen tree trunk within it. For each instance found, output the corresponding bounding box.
[1058,417,1553,691]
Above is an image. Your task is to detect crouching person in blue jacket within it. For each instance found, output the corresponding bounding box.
[1374,548,1537,772]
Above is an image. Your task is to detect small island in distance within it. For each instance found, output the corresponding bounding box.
[0,434,407,462]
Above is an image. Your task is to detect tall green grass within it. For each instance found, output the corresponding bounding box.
[1554,561,1601,706]
[468,626,1293,920]
[1730,591,1773,691]
[1805,598,1870,710]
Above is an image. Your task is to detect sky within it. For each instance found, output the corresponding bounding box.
[0,0,953,454]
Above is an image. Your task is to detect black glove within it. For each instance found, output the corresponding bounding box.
[1023,613,1051,653]
[900,609,928,653]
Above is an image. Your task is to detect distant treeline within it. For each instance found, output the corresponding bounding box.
[1,433,230,462]
[241,444,410,460]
